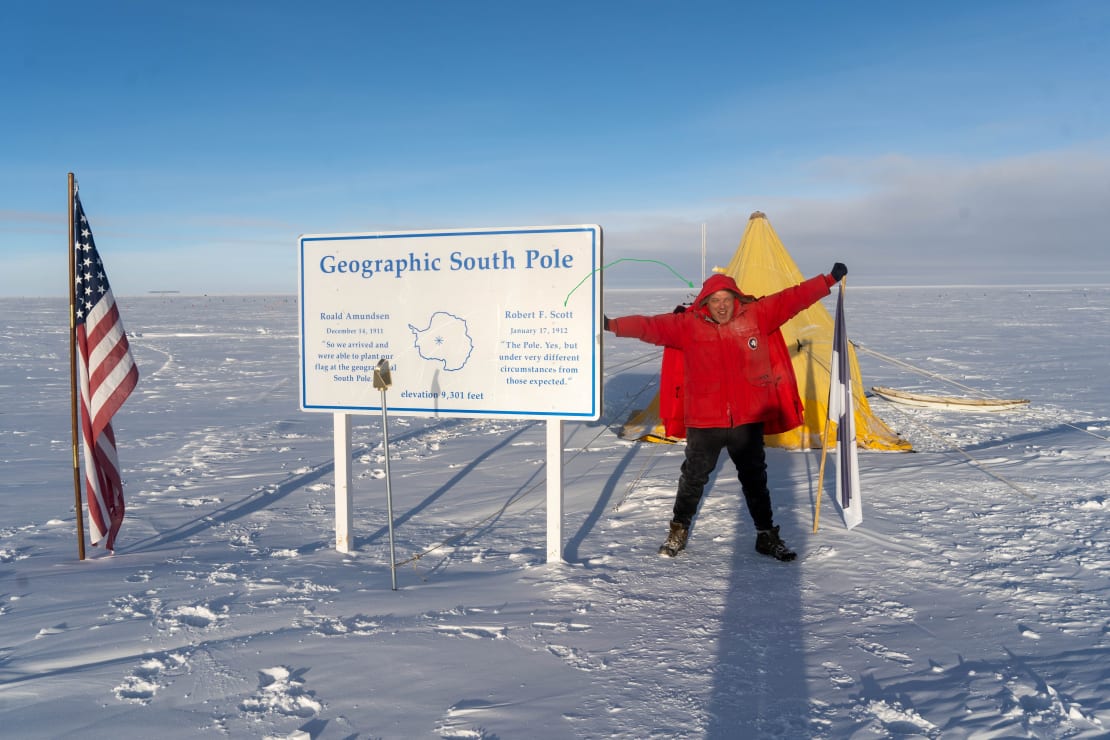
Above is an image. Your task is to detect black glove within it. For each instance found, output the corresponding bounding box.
[603,315,611,331]
[673,304,687,314]
[831,262,848,282]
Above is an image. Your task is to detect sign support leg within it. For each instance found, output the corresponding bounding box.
[333,412,353,554]
[546,419,564,564]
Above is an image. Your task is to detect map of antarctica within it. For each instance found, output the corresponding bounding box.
[407,311,474,371]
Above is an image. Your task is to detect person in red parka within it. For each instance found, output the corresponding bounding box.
[605,262,848,559]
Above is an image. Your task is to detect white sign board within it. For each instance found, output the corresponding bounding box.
[298,225,603,421]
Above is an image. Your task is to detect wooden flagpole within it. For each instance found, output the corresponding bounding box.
[813,418,834,533]
[68,172,86,560]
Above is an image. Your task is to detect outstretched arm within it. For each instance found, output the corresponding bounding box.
[605,312,688,348]
[758,265,845,329]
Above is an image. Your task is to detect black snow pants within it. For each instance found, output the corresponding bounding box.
[671,422,774,531]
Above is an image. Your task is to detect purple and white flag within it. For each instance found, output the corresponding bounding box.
[827,282,862,529]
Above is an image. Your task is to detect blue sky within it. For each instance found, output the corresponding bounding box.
[4,0,1109,295]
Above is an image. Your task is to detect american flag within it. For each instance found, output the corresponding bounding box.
[827,281,862,529]
[74,190,138,551]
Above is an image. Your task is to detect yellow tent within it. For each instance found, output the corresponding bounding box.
[620,211,911,451]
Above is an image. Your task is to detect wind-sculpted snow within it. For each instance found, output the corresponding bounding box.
[1,290,1108,738]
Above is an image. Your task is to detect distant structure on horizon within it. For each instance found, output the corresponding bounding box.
[148,290,180,294]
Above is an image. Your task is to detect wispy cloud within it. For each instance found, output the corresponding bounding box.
[0,209,62,226]
[596,148,1110,285]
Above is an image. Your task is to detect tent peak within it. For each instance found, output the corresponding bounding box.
[749,210,767,220]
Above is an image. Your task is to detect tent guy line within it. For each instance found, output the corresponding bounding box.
[855,342,1025,402]
[870,397,1037,500]
[855,342,1110,444]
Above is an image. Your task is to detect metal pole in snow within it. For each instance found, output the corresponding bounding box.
[700,222,707,283]
[67,173,86,561]
[374,359,398,590]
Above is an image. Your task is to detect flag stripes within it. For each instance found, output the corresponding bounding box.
[73,189,138,550]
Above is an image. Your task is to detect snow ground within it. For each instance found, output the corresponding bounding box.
[1,286,1108,739]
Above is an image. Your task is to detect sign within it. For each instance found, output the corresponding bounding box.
[299,225,603,420]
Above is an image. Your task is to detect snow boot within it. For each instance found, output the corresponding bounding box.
[658,521,689,558]
[755,525,796,562]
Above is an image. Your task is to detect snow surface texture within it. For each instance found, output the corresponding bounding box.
[1,287,1108,739]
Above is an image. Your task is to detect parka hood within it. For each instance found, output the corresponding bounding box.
[693,273,756,308]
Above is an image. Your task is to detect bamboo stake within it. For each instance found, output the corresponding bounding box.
[68,173,86,560]
[813,417,835,533]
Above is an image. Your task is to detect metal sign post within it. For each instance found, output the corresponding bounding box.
[373,359,398,590]
[546,419,564,563]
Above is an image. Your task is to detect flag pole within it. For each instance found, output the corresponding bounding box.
[813,277,846,534]
[68,173,86,560]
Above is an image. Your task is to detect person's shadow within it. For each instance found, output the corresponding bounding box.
[705,446,809,738]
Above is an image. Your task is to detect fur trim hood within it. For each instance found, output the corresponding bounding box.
[693,273,755,309]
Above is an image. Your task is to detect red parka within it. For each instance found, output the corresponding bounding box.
[609,272,834,433]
